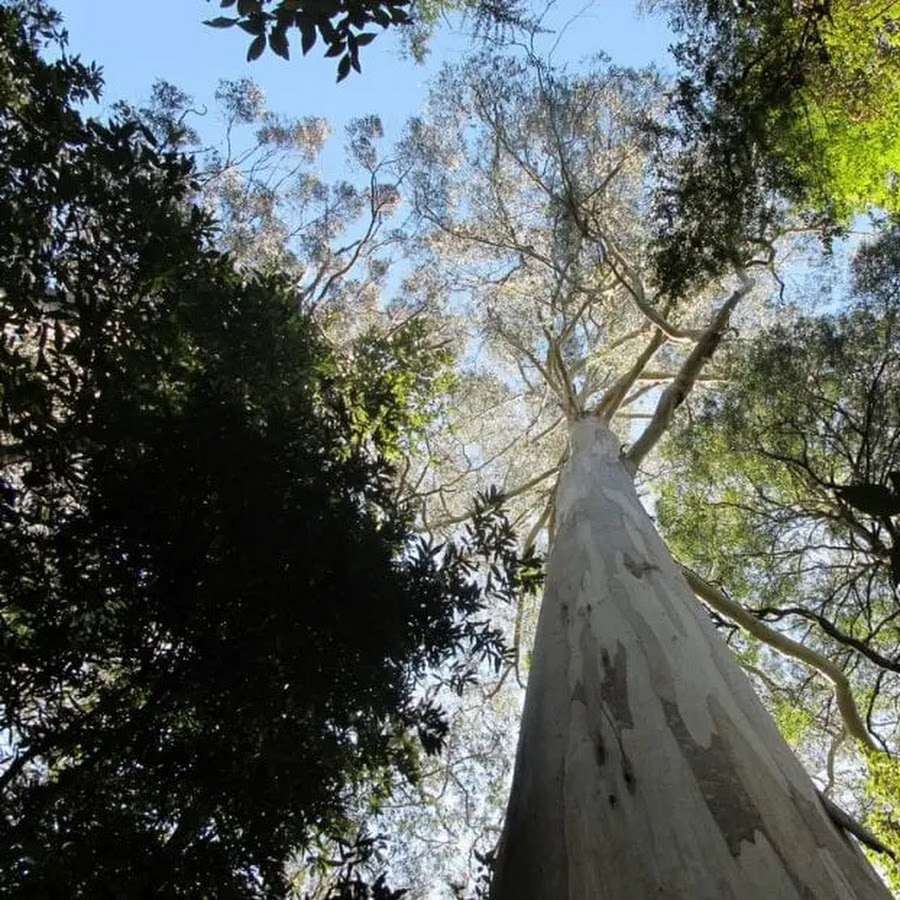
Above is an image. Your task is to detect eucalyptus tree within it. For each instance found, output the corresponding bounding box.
[129,75,405,329]
[400,49,893,897]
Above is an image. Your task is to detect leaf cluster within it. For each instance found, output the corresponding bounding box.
[204,0,411,80]
[648,0,824,294]
[203,0,527,79]
[657,235,900,751]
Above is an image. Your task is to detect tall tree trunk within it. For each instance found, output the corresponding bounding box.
[490,419,890,899]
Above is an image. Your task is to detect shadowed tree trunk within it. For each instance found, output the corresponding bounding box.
[490,418,890,899]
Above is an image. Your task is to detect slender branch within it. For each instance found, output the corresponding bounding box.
[513,497,554,689]
[625,272,754,470]
[546,330,580,417]
[593,328,667,421]
[822,729,844,797]
[606,247,704,342]
[755,605,900,674]
[426,464,561,531]
[682,566,878,753]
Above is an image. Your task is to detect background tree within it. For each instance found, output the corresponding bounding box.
[0,5,541,895]
[648,0,900,294]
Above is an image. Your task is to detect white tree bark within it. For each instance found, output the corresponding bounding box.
[490,418,890,899]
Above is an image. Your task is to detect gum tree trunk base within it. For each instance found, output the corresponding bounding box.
[490,419,890,900]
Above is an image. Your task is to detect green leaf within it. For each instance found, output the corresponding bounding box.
[835,484,900,518]
[325,41,345,58]
[299,19,316,55]
[236,0,260,15]
[247,33,266,61]
[269,28,290,60]
[238,17,263,35]
[337,55,352,82]
[203,16,237,28]
[355,32,376,46]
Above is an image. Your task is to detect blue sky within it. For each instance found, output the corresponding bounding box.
[51,1,675,142]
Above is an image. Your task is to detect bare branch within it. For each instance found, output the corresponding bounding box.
[593,328,667,421]
[606,246,704,342]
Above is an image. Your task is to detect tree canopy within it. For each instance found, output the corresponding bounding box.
[649,0,900,294]
[8,0,900,895]
[0,5,541,895]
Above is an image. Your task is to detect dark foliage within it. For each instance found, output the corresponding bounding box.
[0,4,541,895]
[651,0,835,295]
[203,0,526,81]
[204,0,413,80]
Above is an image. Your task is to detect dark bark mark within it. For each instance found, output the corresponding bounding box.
[599,643,633,729]
[623,553,658,579]
[594,642,637,791]
[660,697,762,857]
[662,699,821,898]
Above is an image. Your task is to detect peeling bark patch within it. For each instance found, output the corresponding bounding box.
[660,697,762,857]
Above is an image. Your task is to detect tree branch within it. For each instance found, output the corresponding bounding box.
[755,605,900,674]
[593,328,667,421]
[681,566,879,753]
[625,272,754,470]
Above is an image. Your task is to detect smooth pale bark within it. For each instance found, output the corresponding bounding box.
[490,419,890,900]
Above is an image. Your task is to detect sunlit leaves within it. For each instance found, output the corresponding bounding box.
[865,751,900,888]
[656,235,900,785]
[659,0,900,240]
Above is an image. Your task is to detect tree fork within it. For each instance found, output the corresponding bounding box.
[490,418,890,899]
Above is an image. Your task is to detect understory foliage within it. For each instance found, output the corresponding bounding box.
[0,5,542,896]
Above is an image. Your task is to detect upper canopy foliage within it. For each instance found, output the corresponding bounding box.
[652,0,900,294]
